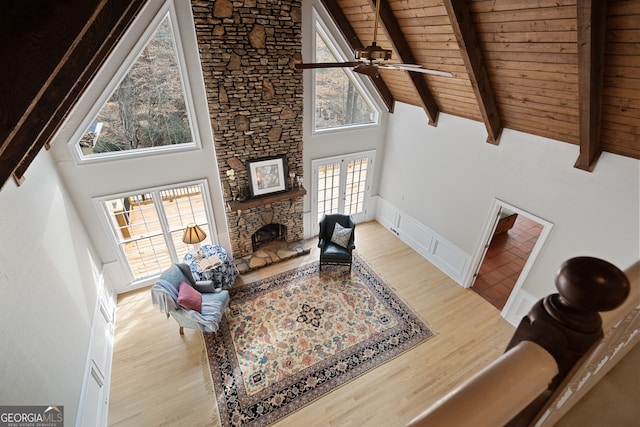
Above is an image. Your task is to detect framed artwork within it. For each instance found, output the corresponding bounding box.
[246,155,288,197]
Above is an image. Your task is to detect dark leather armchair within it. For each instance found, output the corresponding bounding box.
[318,214,356,271]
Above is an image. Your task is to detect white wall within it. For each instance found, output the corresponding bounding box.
[379,103,640,298]
[0,149,104,425]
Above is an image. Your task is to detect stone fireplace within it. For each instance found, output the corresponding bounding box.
[191,0,306,271]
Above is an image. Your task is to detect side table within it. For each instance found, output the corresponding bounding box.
[183,244,238,290]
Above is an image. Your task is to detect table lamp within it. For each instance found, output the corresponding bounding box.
[183,223,206,257]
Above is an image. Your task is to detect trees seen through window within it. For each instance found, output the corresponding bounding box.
[314,29,377,131]
[78,15,193,157]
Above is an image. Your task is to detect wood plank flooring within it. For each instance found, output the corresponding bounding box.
[108,221,515,426]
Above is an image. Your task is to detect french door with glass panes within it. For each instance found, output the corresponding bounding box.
[311,151,375,235]
[98,180,216,284]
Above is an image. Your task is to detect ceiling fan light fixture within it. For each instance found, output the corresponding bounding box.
[354,42,392,61]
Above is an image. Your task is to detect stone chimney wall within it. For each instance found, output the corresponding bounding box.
[191,0,304,257]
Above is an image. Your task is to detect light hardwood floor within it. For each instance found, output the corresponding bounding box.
[108,221,516,426]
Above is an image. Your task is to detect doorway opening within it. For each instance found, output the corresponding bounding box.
[469,201,552,313]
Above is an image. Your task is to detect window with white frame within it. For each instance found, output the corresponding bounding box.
[313,20,379,131]
[100,182,215,282]
[76,11,196,159]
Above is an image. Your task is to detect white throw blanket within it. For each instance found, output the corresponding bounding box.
[151,279,224,328]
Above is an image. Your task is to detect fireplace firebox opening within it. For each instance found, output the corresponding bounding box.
[252,223,287,252]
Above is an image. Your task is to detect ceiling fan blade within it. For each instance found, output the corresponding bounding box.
[295,62,361,70]
[352,64,380,78]
[381,63,453,77]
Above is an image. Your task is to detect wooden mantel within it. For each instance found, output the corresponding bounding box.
[227,187,306,213]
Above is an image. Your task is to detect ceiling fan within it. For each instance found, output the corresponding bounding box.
[295,0,453,78]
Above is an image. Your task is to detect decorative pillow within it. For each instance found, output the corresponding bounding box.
[330,222,353,249]
[177,281,202,313]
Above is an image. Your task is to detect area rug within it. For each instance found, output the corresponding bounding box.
[203,254,434,426]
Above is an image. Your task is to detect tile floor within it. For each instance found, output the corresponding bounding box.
[472,215,543,310]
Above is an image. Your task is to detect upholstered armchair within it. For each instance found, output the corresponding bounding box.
[318,214,356,271]
[151,263,230,334]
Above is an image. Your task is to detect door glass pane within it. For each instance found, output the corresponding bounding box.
[344,158,368,215]
[317,162,341,222]
[160,185,211,258]
[103,183,210,281]
[161,185,208,235]
[127,193,162,238]
[127,235,170,280]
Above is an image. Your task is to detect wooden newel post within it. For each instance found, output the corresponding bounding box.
[504,256,630,427]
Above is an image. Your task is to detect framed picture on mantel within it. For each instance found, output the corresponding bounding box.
[246,155,288,198]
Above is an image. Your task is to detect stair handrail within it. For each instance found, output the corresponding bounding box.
[407,256,633,427]
[533,259,639,426]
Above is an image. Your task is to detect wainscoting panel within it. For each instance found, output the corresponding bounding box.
[396,213,434,259]
[430,239,468,284]
[373,195,398,232]
[374,198,470,285]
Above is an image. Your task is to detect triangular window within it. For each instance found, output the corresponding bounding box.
[314,24,378,131]
[76,14,194,158]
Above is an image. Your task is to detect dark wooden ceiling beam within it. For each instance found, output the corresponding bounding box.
[443,0,503,145]
[320,0,395,113]
[369,0,441,126]
[574,0,607,171]
[0,0,146,189]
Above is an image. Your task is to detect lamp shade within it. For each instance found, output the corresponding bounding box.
[182,223,206,245]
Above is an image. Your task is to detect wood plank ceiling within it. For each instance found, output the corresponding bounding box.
[326,0,640,168]
[0,0,148,188]
[0,0,637,188]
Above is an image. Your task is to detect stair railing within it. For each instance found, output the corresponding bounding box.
[407,256,635,427]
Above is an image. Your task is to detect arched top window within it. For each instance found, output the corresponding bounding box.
[312,11,380,132]
[72,3,199,162]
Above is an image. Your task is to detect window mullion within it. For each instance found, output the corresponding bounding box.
[153,190,180,263]
[338,159,347,213]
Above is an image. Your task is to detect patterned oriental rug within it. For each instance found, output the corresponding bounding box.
[203,254,434,426]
